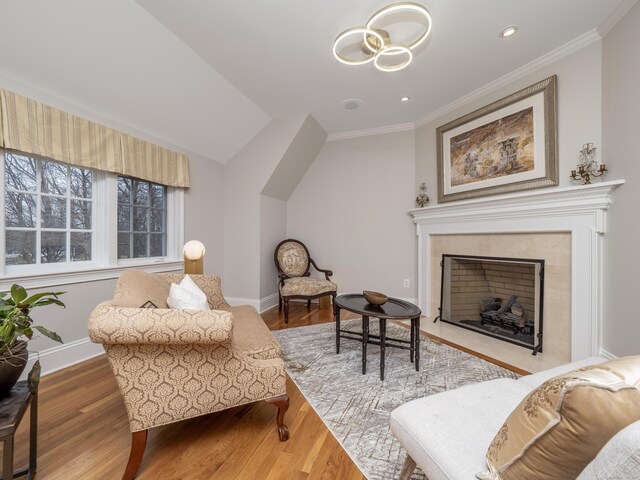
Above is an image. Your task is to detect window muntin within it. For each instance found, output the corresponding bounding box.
[4,152,93,266]
[117,177,166,259]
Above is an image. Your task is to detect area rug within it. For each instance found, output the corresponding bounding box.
[272,319,518,480]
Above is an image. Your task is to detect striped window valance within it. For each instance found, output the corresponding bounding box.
[0,89,190,188]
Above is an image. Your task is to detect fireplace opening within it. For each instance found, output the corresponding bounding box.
[438,254,544,354]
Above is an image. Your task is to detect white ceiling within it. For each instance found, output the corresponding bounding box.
[0,1,628,163]
[0,0,270,163]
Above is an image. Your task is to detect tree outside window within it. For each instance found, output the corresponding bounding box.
[117,176,166,259]
[4,152,93,265]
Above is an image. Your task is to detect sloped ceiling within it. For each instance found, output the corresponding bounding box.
[0,0,270,164]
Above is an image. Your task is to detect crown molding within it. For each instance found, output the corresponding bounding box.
[598,0,638,37]
[326,122,415,142]
[326,28,603,141]
[414,29,602,128]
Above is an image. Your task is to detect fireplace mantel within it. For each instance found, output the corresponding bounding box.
[409,180,624,361]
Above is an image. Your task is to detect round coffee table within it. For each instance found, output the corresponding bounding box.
[334,294,422,380]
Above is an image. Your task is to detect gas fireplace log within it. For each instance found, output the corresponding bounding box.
[480,297,502,312]
[511,304,524,317]
[499,312,527,328]
[497,295,518,314]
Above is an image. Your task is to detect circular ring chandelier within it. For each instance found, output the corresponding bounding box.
[332,2,432,73]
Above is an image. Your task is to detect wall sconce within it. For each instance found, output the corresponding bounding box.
[570,143,607,185]
[183,240,206,275]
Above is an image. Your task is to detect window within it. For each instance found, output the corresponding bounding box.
[117,177,166,259]
[4,152,92,266]
[1,149,182,280]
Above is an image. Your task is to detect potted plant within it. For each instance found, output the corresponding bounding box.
[0,284,65,396]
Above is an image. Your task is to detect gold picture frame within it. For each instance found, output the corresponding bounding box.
[437,75,558,203]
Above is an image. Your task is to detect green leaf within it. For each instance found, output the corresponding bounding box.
[10,284,27,304]
[33,325,63,343]
[24,292,55,306]
[32,298,66,308]
[27,360,41,394]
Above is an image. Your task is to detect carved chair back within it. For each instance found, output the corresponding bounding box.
[274,239,311,279]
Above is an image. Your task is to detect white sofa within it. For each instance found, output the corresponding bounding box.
[390,356,640,480]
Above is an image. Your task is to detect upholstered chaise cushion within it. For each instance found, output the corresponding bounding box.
[88,302,232,345]
[224,305,282,360]
[391,378,532,480]
[484,356,640,480]
[280,277,337,297]
[113,269,171,308]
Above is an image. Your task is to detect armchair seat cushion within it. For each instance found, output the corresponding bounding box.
[225,305,282,360]
[280,277,337,297]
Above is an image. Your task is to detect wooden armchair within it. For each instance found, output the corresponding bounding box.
[88,270,289,479]
[274,239,337,323]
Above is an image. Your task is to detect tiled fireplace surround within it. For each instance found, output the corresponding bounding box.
[409,180,623,372]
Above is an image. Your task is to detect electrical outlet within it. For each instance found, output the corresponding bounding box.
[403,279,410,288]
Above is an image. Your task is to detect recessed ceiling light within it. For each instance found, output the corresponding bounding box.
[500,26,518,38]
[400,96,410,102]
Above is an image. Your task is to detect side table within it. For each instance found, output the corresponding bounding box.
[335,294,422,380]
[0,381,37,480]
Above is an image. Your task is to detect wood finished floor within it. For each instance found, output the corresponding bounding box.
[4,302,363,480]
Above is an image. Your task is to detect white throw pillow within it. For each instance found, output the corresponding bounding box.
[167,275,210,310]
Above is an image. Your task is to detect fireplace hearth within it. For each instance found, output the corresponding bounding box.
[437,254,544,354]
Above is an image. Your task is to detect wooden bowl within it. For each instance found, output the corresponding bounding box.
[363,290,388,306]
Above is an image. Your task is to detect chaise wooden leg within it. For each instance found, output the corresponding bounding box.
[122,430,147,480]
[307,299,311,310]
[284,300,290,324]
[265,394,290,441]
[278,294,282,311]
[399,454,416,480]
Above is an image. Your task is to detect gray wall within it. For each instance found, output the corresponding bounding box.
[185,152,225,276]
[415,41,603,202]
[224,115,326,302]
[223,117,306,300]
[260,195,287,299]
[287,130,417,299]
[602,1,640,356]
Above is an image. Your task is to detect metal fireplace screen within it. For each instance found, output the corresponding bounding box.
[438,254,544,354]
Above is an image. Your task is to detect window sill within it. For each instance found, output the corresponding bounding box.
[0,259,184,290]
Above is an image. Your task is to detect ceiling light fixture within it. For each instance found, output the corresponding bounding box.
[500,25,518,38]
[401,96,410,102]
[332,2,432,73]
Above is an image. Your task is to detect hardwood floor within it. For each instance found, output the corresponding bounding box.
[5,302,363,480]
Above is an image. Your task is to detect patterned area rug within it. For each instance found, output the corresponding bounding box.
[272,319,518,480]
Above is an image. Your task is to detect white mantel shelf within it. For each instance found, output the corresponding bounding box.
[409,180,625,225]
[409,179,625,361]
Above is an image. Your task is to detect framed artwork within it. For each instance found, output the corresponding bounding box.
[437,75,558,203]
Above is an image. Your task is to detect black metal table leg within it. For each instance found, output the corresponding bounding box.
[362,316,369,374]
[335,306,341,354]
[414,317,420,371]
[379,318,387,381]
[410,319,415,363]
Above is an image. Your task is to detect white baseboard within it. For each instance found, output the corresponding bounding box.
[226,293,279,314]
[21,337,104,380]
[599,348,618,360]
